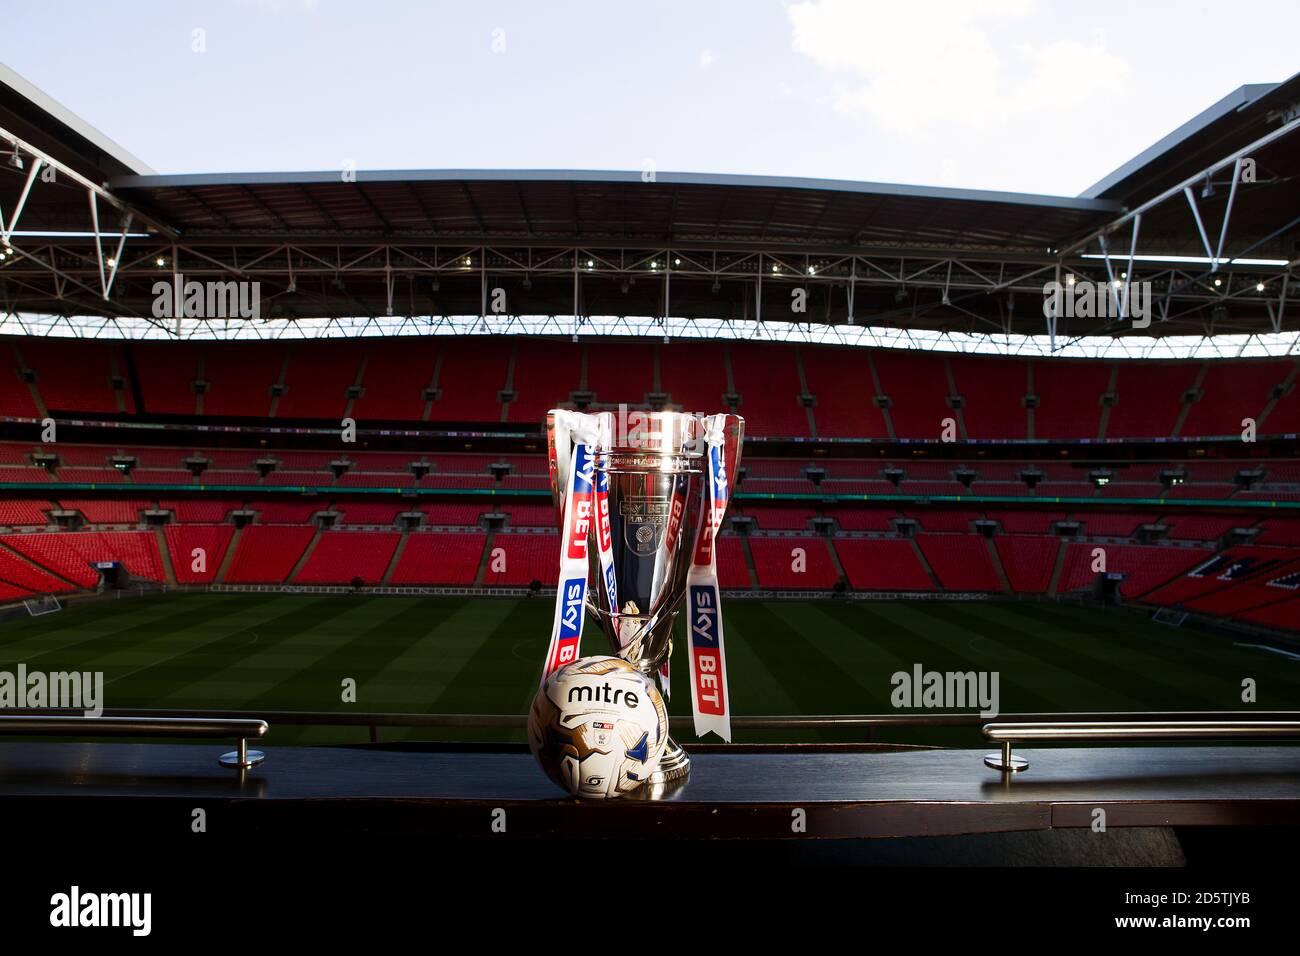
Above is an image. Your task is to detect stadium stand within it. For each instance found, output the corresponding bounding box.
[295,531,400,585]
[1106,363,1198,439]
[801,348,887,438]
[715,535,752,589]
[1180,360,1295,437]
[1057,542,1213,598]
[0,349,41,418]
[335,503,404,526]
[951,356,1028,440]
[428,339,509,422]
[133,341,201,416]
[390,532,486,585]
[199,343,285,418]
[995,536,1059,594]
[584,342,655,409]
[728,342,809,437]
[224,525,316,583]
[0,531,163,585]
[916,534,1002,591]
[748,536,839,589]
[17,339,128,414]
[348,341,437,421]
[0,334,1295,639]
[872,350,951,440]
[1032,359,1109,440]
[165,524,234,584]
[834,538,933,591]
[658,342,728,417]
[0,499,50,526]
[481,532,559,586]
[508,340,583,425]
[277,344,363,420]
[60,499,148,525]
[0,544,75,594]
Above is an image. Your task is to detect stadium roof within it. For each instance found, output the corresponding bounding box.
[2,64,1298,352]
[106,168,1117,254]
[0,62,152,180]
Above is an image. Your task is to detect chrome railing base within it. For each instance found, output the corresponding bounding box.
[984,741,1029,773]
[218,737,266,770]
[218,749,266,770]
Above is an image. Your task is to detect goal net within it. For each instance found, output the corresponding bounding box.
[22,594,63,617]
[1152,607,1188,627]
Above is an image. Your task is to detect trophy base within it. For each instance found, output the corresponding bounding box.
[647,735,690,786]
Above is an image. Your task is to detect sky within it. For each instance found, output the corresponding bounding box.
[2,0,1298,196]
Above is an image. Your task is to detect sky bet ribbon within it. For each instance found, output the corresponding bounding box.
[685,414,733,741]
[542,412,618,684]
[593,462,620,649]
[542,415,597,683]
[656,475,690,701]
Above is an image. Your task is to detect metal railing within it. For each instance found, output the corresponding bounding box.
[0,715,269,772]
[5,711,1300,778]
[982,719,1300,773]
[6,706,1298,738]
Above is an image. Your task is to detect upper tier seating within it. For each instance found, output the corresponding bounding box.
[17,339,129,414]
[3,337,1298,441]
[951,356,1029,440]
[728,342,809,437]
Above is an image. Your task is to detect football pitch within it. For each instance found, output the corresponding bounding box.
[2,592,1296,748]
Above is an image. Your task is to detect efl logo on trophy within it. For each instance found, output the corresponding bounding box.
[541,408,745,784]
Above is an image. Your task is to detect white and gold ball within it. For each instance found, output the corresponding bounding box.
[528,656,669,799]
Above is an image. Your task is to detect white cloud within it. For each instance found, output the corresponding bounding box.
[788,0,1130,136]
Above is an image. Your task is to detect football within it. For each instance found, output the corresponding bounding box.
[528,656,670,799]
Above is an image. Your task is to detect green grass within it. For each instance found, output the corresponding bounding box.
[2,593,1297,748]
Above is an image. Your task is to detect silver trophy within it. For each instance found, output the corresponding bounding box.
[547,409,744,784]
